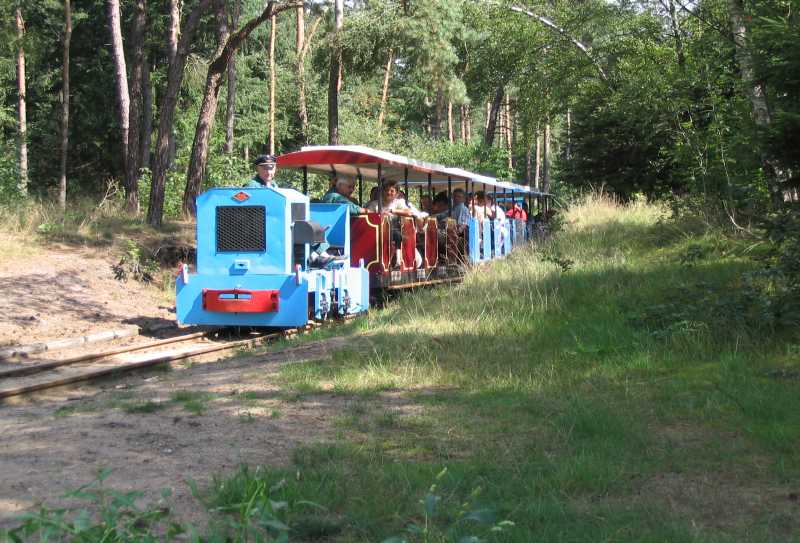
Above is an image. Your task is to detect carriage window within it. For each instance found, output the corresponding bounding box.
[216,206,266,252]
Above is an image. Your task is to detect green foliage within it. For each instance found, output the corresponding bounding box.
[382,467,515,543]
[2,469,185,542]
[198,465,304,542]
[111,239,159,283]
[170,390,214,415]
[746,208,800,328]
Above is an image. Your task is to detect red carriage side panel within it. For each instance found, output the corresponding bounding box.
[380,215,391,271]
[425,217,438,268]
[351,213,390,274]
[400,217,416,272]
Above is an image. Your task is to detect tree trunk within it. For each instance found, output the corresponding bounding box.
[483,86,504,147]
[125,0,147,214]
[140,59,153,169]
[666,0,685,69]
[268,12,277,155]
[15,8,28,196]
[182,1,292,218]
[431,88,444,139]
[447,101,454,143]
[542,121,551,194]
[59,0,72,211]
[224,0,240,154]
[534,126,541,190]
[108,0,129,169]
[166,0,181,168]
[729,0,770,126]
[525,141,532,186]
[566,108,571,160]
[295,4,305,142]
[297,15,321,144]
[498,98,505,147]
[465,103,471,142]
[728,0,778,202]
[328,0,344,145]
[377,47,393,130]
[183,0,230,218]
[509,5,607,80]
[505,97,513,170]
[459,104,466,143]
[147,0,213,226]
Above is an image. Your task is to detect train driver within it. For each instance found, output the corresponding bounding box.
[322,177,368,215]
[245,155,277,188]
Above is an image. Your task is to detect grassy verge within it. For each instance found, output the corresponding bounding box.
[250,194,798,542]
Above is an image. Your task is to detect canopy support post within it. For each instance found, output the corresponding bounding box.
[302,166,308,195]
[427,173,432,203]
[447,176,452,217]
[403,167,409,206]
[377,163,383,213]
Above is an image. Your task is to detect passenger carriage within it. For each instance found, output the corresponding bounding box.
[277,145,550,289]
[175,145,550,329]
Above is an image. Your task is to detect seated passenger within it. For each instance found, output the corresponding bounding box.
[451,188,472,227]
[431,192,451,224]
[506,202,528,221]
[322,177,367,216]
[420,195,433,213]
[486,194,504,222]
[364,186,379,211]
[472,191,488,222]
[398,190,429,220]
[366,180,415,217]
[366,180,413,268]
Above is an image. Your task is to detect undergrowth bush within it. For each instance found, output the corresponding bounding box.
[2,469,185,543]
[111,239,160,283]
[747,207,800,329]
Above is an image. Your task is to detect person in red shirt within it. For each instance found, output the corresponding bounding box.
[506,202,528,221]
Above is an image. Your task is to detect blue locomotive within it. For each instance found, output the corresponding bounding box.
[176,185,370,328]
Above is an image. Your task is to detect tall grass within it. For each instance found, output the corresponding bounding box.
[265,192,800,542]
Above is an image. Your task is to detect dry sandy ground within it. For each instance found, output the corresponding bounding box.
[0,241,175,348]
[0,338,362,530]
[0,239,372,530]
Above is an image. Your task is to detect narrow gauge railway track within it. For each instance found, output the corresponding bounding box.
[0,326,317,401]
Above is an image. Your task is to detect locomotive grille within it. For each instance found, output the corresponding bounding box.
[216,206,266,252]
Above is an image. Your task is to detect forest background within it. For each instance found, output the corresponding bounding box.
[0,0,798,313]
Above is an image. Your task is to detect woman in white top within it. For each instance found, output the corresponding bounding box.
[367,181,415,215]
[472,191,488,222]
[367,180,415,267]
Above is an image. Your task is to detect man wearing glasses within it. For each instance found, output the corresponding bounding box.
[245,155,277,188]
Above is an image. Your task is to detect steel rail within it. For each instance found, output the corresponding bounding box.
[0,330,212,380]
[0,330,287,401]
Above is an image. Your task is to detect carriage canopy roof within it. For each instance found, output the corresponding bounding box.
[277,145,549,196]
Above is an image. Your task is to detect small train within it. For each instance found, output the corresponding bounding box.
[176,145,551,328]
